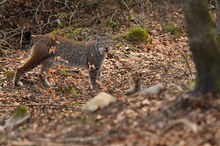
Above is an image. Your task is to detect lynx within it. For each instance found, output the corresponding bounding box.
[13,31,110,89]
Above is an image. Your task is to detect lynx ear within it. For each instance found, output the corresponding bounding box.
[96,35,102,42]
[108,31,113,39]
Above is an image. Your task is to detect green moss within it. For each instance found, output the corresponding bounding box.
[4,71,15,78]
[61,85,77,96]
[106,20,117,30]
[75,117,93,125]
[162,24,182,38]
[50,27,88,40]
[127,27,150,42]
[30,87,41,93]
[215,77,220,93]
[59,69,69,77]
[69,102,81,107]
[186,80,195,91]
[58,12,69,27]
[12,106,28,119]
[59,12,68,20]
[216,35,220,45]
[69,87,77,96]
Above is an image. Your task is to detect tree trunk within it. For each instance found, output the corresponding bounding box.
[216,0,220,34]
[183,0,220,93]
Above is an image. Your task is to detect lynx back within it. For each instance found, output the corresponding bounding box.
[13,32,110,89]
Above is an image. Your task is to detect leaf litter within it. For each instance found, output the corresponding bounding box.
[1,3,220,146]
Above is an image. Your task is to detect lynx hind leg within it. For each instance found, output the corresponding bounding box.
[13,68,25,87]
[89,68,101,89]
[13,55,42,87]
[39,61,54,87]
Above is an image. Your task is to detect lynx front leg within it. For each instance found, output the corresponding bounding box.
[89,68,101,89]
[13,56,42,87]
[39,61,54,87]
[13,67,26,87]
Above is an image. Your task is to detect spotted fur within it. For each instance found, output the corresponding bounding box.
[13,32,110,89]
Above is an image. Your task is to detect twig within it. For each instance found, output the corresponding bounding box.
[0,0,7,5]
[69,0,81,25]
[108,79,128,93]
[4,31,21,41]
[55,136,103,143]
[19,27,27,50]
[35,0,46,17]
[121,0,131,12]
[0,103,60,107]
[0,40,16,50]
[41,15,57,30]
[64,0,72,12]
[35,0,46,33]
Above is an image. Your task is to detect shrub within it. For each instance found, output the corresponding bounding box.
[127,27,150,42]
[162,24,182,38]
[105,20,117,30]
[12,106,28,118]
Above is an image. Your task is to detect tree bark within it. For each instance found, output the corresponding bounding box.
[216,0,220,34]
[183,0,220,93]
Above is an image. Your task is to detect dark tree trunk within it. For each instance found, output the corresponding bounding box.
[183,0,220,93]
[216,0,220,34]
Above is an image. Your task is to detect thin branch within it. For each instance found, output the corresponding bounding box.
[19,27,26,50]
[0,0,7,5]
[69,0,82,25]
[121,0,131,12]
[35,0,47,33]
[0,103,60,107]
[0,40,16,50]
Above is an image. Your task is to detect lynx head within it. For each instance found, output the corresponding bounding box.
[20,30,32,50]
[95,37,112,56]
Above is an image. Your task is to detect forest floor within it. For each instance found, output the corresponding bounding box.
[1,1,220,146]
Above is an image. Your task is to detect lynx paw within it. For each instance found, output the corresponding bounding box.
[13,81,24,87]
[90,84,101,90]
[43,80,56,87]
[39,75,56,87]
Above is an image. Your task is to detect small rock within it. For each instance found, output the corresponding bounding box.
[142,99,150,105]
[139,83,165,95]
[82,92,116,112]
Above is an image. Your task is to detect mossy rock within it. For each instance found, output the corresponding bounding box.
[126,27,150,42]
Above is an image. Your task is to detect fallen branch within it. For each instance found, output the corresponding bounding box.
[55,136,103,143]
[2,106,31,133]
